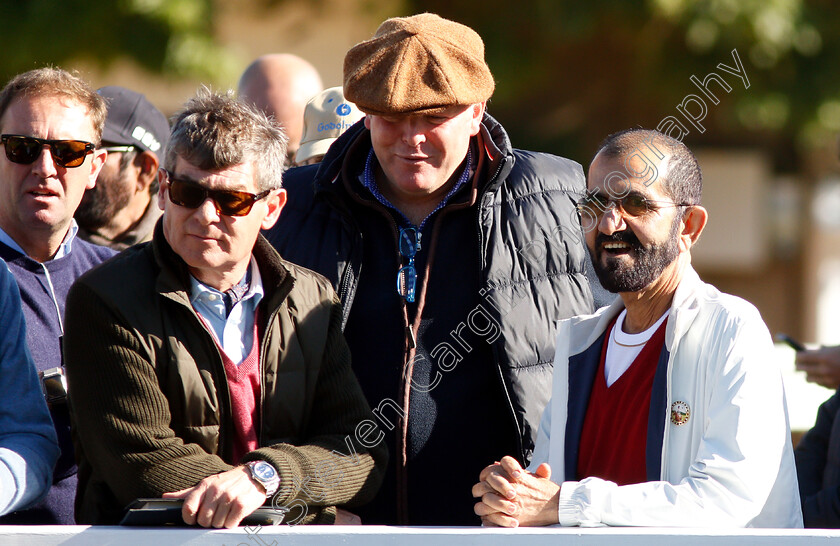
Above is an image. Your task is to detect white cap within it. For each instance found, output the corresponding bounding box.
[294,86,364,165]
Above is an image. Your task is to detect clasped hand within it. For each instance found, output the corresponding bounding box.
[471,455,560,527]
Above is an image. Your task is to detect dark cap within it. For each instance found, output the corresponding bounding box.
[97,86,169,154]
[343,13,494,116]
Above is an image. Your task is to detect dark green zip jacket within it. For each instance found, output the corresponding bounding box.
[64,222,386,524]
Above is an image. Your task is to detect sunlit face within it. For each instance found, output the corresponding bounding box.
[159,156,286,289]
[76,149,134,229]
[0,95,105,242]
[585,152,684,293]
[364,103,484,204]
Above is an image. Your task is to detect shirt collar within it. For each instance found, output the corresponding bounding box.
[0,219,79,260]
[189,255,264,309]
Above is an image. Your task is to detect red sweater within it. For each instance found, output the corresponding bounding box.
[577,318,667,485]
[219,322,261,464]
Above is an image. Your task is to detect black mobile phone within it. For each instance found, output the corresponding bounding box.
[775,333,806,352]
[120,498,288,526]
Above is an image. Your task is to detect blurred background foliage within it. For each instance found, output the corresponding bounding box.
[0,0,240,84]
[1,0,839,170]
[410,0,840,171]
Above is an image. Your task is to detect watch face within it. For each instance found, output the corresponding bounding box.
[253,461,277,480]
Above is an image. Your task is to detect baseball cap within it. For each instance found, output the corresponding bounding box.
[97,86,169,154]
[295,87,364,165]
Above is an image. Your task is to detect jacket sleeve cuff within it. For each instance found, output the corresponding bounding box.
[557,481,583,526]
[0,447,51,516]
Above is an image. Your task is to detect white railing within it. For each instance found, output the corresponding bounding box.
[2,345,831,545]
[2,525,839,546]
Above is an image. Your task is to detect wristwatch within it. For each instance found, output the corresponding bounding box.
[245,460,280,497]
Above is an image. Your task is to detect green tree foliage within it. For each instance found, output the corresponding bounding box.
[2,0,838,168]
[409,0,840,168]
[0,0,239,87]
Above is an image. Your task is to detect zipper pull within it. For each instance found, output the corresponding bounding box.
[415,231,422,252]
[406,326,417,349]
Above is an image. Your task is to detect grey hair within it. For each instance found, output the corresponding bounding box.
[164,86,287,191]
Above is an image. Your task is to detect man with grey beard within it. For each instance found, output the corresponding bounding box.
[472,128,802,528]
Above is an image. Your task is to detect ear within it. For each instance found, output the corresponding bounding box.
[157,170,168,211]
[364,115,372,130]
[260,188,287,230]
[469,102,485,136]
[135,152,160,194]
[679,205,708,252]
[87,149,107,190]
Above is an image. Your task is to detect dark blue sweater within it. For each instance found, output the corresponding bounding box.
[0,238,115,524]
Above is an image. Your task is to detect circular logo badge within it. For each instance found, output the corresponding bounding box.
[336,103,352,116]
[670,401,691,426]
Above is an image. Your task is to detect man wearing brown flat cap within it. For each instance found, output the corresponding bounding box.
[266,12,595,525]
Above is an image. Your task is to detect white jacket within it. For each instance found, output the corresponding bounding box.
[529,267,803,527]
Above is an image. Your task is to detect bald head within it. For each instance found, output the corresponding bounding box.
[238,54,323,158]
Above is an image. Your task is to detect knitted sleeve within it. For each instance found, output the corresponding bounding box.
[64,280,233,523]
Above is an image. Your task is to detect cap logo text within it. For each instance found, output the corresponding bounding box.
[131,126,161,152]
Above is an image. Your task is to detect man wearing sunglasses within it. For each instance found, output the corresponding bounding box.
[472,129,801,527]
[0,68,116,524]
[75,86,170,250]
[63,89,386,527]
[266,13,595,525]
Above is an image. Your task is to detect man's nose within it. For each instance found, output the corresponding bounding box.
[401,119,426,147]
[598,205,627,235]
[31,146,59,178]
[194,196,222,221]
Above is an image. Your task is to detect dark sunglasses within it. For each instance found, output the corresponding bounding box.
[576,192,690,229]
[162,169,272,217]
[1,134,95,168]
[397,227,419,303]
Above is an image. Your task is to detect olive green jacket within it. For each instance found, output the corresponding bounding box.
[65,223,386,524]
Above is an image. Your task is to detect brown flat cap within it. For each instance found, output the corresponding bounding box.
[344,13,495,116]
